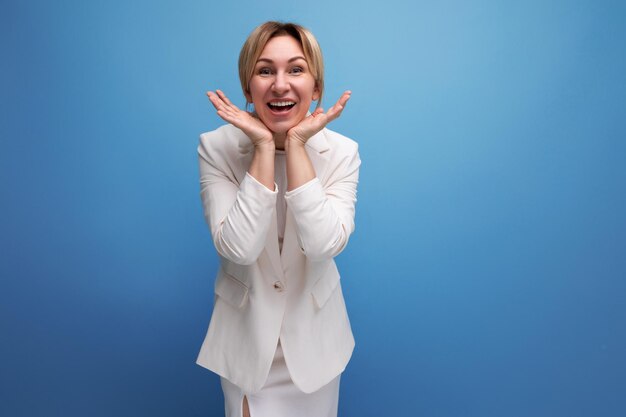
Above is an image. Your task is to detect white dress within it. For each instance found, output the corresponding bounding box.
[219,150,342,417]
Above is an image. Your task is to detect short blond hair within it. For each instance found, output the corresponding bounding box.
[238,21,324,108]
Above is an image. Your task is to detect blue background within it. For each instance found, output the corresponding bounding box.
[2,0,625,416]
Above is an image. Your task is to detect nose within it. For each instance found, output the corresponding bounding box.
[272,72,289,95]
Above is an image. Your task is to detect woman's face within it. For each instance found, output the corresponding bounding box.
[246,35,319,135]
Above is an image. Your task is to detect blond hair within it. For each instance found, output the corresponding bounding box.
[238,21,324,108]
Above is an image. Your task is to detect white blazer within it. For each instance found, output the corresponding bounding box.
[195,123,360,394]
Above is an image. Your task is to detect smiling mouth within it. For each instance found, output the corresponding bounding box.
[267,101,296,113]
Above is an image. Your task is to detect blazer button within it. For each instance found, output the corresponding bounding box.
[273,281,285,292]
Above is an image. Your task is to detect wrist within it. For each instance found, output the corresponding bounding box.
[254,140,276,152]
[286,134,307,148]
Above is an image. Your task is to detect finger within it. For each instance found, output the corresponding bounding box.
[211,92,243,122]
[334,90,351,110]
[216,109,234,124]
[216,90,239,111]
[207,90,228,107]
[326,92,351,121]
[210,90,229,109]
[208,91,236,122]
[337,90,351,107]
[207,91,225,111]
[215,105,241,124]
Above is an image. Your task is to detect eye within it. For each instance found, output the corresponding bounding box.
[290,66,304,74]
[258,67,273,76]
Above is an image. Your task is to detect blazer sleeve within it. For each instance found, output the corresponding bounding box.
[284,143,360,261]
[198,132,277,265]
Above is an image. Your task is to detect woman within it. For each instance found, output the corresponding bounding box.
[196,21,360,417]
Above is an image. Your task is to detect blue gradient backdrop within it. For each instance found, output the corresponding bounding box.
[2,1,625,416]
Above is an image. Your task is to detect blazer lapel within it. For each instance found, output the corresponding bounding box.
[304,129,331,178]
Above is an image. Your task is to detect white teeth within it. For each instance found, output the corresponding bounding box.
[269,101,295,107]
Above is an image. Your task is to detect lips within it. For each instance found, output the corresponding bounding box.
[267,100,296,113]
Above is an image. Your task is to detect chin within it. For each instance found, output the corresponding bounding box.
[268,122,296,134]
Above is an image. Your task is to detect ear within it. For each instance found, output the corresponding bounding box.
[244,89,252,103]
[312,83,320,101]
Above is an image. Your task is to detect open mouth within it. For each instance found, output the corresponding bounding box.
[267,101,296,113]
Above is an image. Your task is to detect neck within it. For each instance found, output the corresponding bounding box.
[273,132,287,150]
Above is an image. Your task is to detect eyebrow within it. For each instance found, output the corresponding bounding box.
[256,56,307,64]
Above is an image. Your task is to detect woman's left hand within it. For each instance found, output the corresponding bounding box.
[286,91,351,147]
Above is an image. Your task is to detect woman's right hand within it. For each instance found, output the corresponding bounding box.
[207,90,274,148]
